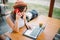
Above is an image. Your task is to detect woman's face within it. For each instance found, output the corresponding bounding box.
[16,12,22,18]
[17,7,26,15]
[16,7,26,18]
[14,8,22,17]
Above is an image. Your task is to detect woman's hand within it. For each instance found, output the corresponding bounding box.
[25,23,32,30]
[26,25,31,30]
[15,9,23,20]
[13,26,19,33]
[16,12,22,20]
[16,14,20,20]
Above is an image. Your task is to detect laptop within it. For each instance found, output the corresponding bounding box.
[23,23,45,39]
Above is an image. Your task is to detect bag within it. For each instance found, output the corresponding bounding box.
[26,10,38,22]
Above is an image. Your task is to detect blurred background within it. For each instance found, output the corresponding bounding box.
[0,0,60,19]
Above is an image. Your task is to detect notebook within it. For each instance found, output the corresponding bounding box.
[23,23,45,39]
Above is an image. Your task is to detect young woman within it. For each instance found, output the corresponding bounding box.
[6,1,31,33]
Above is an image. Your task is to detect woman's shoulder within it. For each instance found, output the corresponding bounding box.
[6,11,13,18]
[6,14,10,21]
[6,12,12,19]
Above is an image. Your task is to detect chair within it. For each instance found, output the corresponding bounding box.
[53,28,60,40]
[0,4,12,40]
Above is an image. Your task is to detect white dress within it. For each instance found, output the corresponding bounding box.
[17,18,25,28]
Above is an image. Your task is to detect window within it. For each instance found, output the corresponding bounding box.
[7,0,50,16]
[52,0,60,19]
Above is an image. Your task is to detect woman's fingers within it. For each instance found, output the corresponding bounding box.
[27,26,31,29]
[26,24,32,30]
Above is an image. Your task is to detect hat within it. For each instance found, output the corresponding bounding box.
[13,1,27,9]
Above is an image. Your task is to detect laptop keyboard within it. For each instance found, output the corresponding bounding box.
[30,27,41,37]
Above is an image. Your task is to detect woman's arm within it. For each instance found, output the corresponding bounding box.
[6,15,19,32]
[23,13,31,29]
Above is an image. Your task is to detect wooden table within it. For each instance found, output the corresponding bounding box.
[6,15,60,40]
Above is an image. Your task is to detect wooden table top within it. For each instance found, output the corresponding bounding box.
[6,15,60,40]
